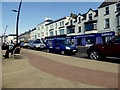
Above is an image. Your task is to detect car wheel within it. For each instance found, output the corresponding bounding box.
[33,47,36,50]
[46,49,50,52]
[28,47,30,49]
[89,51,101,60]
[61,50,65,55]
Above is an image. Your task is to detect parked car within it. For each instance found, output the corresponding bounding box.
[87,36,120,60]
[28,41,33,49]
[22,42,29,48]
[30,39,46,50]
[20,41,24,47]
[45,39,78,55]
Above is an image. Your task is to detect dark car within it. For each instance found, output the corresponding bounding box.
[46,39,78,55]
[87,36,120,60]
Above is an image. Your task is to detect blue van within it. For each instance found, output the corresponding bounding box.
[45,39,78,55]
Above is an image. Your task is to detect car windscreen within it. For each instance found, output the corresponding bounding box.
[59,40,70,45]
[24,42,29,43]
[34,40,41,43]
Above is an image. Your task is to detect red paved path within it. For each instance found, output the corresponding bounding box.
[23,51,119,88]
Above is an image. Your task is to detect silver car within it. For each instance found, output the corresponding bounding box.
[30,39,46,50]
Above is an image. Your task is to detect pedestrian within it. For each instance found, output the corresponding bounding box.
[4,41,20,59]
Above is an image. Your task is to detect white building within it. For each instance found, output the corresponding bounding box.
[29,0,120,46]
[36,18,53,40]
[30,28,37,40]
[6,34,16,43]
[45,17,69,37]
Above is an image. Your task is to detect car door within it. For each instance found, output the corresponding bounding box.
[53,40,60,53]
[104,36,120,57]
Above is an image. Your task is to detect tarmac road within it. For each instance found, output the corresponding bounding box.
[73,47,120,64]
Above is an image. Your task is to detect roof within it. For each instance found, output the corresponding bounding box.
[81,9,98,20]
[45,17,67,26]
[8,34,16,36]
[37,19,53,26]
[99,0,120,8]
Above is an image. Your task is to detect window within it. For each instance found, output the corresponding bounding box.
[50,31,53,36]
[85,23,94,31]
[41,32,44,37]
[67,26,75,34]
[78,27,81,33]
[78,17,81,23]
[50,24,53,29]
[38,27,40,30]
[89,14,92,20]
[105,7,109,15]
[34,40,41,43]
[60,22,62,27]
[38,33,40,37]
[117,16,120,26]
[47,40,52,46]
[105,18,110,29]
[54,40,59,45]
[86,37,96,45]
[70,20,72,25]
[112,37,120,44]
[46,26,48,31]
[116,3,120,12]
[46,32,48,36]
[42,25,44,29]
[55,31,57,36]
[55,23,57,29]
[35,35,37,39]
[62,21,64,26]
[59,29,64,35]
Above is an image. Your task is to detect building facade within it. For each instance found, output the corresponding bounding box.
[24,0,120,46]
[36,18,53,40]
[19,30,31,42]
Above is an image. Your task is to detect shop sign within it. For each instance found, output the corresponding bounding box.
[101,32,115,36]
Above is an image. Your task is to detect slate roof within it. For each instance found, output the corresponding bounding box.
[99,0,120,8]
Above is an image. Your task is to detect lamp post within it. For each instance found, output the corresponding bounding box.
[12,0,22,43]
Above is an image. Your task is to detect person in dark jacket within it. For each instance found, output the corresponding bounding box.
[4,41,20,58]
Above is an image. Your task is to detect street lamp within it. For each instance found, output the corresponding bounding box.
[12,0,22,43]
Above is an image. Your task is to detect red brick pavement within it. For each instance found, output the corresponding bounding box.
[23,51,119,88]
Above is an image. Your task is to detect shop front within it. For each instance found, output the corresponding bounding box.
[45,32,115,46]
[74,32,115,46]
[45,34,67,40]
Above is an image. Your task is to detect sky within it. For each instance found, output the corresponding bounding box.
[1,2,102,36]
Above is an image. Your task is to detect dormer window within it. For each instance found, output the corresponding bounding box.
[62,21,64,26]
[78,17,81,23]
[89,14,92,20]
[116,3,120,12]
[60,22,62,27]
[70,20,72,25]
[105,7,109,15]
